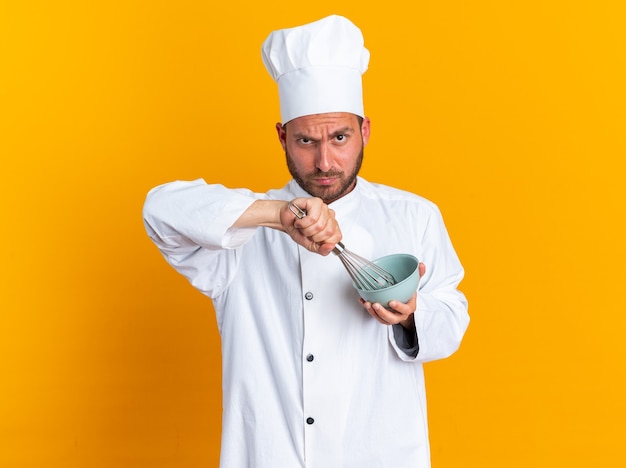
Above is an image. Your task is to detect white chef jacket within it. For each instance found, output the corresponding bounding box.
[143,176,469,468]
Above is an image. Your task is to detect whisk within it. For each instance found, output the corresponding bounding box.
[288,202,397,290]
[332,241,397,290]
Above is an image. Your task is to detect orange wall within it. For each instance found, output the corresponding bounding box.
[1,1,625,467]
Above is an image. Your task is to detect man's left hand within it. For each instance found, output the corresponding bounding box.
[360,293,417,329]
[359,262,426,329]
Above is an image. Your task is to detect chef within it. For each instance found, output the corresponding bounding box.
[143,14,469,468]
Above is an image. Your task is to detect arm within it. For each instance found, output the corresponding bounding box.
[142,179,342,296]
[143,179,341,252]
[142,180,262,297]
[232,198,342,256]
[359,204,468,362]
[406,205,469,363]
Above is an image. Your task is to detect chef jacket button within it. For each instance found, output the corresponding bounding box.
[306,417,315,425]
[306,354,314,362]
[304,292,314,300]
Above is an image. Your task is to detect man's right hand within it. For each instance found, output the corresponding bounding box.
[280,197,342,256]
[232,198,342,256]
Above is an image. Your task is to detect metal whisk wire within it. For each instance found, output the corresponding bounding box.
[332,242,397,290]
[288,201,397,291]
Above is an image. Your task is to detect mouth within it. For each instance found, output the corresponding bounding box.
[313,176,339,186]
[312,172,342,185]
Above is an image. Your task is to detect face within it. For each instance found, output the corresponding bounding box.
[276,112,370,204]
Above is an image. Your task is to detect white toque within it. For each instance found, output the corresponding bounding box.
[261,15,370,124]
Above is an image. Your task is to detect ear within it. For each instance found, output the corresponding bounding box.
[275,122,287,151]
[361,117,371,146]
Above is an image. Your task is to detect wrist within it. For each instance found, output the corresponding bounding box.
[233,200,287,230]
[399,313,415,331]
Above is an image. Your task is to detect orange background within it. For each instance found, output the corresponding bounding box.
[1,1,625,467]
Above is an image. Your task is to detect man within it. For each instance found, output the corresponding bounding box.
[143,15,469,468]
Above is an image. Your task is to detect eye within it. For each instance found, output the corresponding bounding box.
[334,134,348,143]
[299,138,312,145]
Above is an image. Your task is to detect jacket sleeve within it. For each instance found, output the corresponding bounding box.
[389,203,469,363]
[142,179,260,298]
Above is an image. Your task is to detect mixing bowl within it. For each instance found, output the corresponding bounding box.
[354,253,420,308]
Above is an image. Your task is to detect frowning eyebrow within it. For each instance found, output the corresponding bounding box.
[293,126,355,140]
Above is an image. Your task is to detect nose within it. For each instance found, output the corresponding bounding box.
[315,144,333,172]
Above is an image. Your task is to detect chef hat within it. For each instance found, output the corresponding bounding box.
[261,15,370,124]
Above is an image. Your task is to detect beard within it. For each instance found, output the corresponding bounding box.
[286,147,364,205]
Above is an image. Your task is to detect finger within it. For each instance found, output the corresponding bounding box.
[375,306,406,324]
[371,304,391,324]
[299,209,335,237]
[307,217,341,245]
[387,293,417,315]
[292,197,323,229]
[370,303,394,325]
[290,199,342,248]
[316,242,338,256]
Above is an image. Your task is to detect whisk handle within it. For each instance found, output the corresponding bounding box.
[288,201,307,220]
[332,241,346,255]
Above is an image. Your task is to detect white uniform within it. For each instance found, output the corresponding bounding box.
[143,176,469,468]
